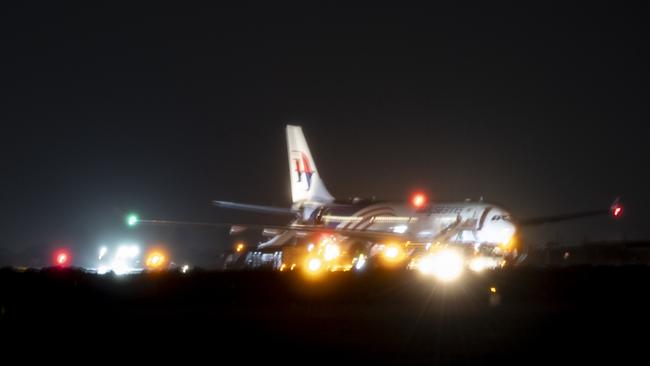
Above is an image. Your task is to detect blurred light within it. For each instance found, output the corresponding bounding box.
[235,243,245,253]
[128,245,140,258]
[469,256,499,273]
[392,225,408,234]
[501,234,516,249]
[146,251,167,269]
[469,257,488,273]
[97,265,110,275]
[613,205,623,217]
[417,256,435,275]
[307,258,322,272]
[181,264,190,274]
[382,244,404,262]
[411,193,427,208]
[112,262,130,275]
[116,244,140,259]
[490,286,497,293]
[307,243,315,252]
[432,250,464,282]
[323,243,340,261]
[279,263,287,272]
[126,213,139,227]
[418,249,464,282]
[98,246,107,260]
[355,254,366,270]
[500,229,515,247]
[55,251,70,266]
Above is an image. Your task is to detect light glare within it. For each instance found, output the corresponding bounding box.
[98,246,107,260]
[418,249,464,282]
[323,244,340,261]
[307,258,322,272]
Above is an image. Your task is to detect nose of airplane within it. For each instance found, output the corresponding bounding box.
[477,210,517,245]
[499,221,517,245]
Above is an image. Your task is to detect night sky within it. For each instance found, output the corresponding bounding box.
[1,3,648,268]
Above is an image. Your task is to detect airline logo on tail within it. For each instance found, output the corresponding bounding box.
[286,124,334,204]
[291,151,314,191]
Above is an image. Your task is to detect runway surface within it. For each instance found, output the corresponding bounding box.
[1,267,648,363]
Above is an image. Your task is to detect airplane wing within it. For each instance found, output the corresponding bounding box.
[517,198,623,226]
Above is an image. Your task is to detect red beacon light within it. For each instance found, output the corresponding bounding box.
[411,192,428,209]
[54,250,71,267]
[612,204,623,218]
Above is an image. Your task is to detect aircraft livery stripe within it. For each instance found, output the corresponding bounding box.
[351,208,395,230]
[357,212,396,231]
[342,206,393,229]
[478,207,493,230]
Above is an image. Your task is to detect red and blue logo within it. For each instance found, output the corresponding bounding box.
[292,152,314,191]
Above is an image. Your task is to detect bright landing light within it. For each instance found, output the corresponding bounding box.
[385,246,400,259]
[469,256,499,273]
[382,244,403,262]
[355,254,366,270]
[418,249,464,282]
[307,258,322,272]
[323,244,340,261]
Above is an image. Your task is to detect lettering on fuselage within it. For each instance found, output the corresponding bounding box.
[428,206,464,214]
[491,215,512,222]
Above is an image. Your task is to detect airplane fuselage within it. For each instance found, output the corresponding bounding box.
[298,201,516,248]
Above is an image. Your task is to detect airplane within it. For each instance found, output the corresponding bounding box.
[207,125,623,279]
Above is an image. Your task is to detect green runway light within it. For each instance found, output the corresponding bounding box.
[126,214,139,227]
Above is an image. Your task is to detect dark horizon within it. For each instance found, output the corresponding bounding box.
[1,3,648,268]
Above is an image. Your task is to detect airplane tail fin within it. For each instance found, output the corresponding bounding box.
[286,125,334,205]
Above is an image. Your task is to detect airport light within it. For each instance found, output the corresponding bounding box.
[126,213,139,227]
[98,246,108,260]
[146,251,167,269]
[55,250,70,267]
